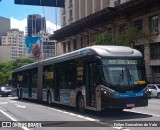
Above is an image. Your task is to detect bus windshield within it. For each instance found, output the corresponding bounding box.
[102,59,146,86]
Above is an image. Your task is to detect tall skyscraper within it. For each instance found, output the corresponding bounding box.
[27,14,46,37]
[0,16,10,45]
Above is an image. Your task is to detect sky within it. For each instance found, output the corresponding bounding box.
[0,0,61,34]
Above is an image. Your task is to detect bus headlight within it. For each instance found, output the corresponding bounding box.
[101,88,115,97]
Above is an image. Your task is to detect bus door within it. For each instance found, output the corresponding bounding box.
[86,61,98,107]
[28,72,32,97]
[24,72,32,98]
[54,65,60,101]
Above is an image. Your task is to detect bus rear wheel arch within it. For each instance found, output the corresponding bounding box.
[76,94,85,112]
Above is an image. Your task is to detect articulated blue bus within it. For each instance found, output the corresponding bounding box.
[12,46,148,112]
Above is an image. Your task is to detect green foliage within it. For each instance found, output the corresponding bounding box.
[95,29,150,47]
[11,58,37,70]
[116,28,150,47]
[0,58,37,85]
[96,32,113,45]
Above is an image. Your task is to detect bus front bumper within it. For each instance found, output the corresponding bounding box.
[101,95,148,109]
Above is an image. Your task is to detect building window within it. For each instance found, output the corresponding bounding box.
[69,0,72,8]
[80,37,83,48]
[86,35,89,46]
[134,19,143,30]
[68,41,71,52]
[150,43,160,59]
[135,45,144,58]
[152,66,160,74]
[119,24,126,34]
[73,39,77,51]
[63,42,66,53]
[150,15,158,34]
[69,9,73,20]
[62,8,65,14]
[63,16,66,25]
[108,28,112,33]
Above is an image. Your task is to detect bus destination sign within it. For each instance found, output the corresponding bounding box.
[108,60,137,65]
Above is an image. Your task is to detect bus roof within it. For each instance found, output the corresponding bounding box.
[13,45,142,73]
[13,61,39,73]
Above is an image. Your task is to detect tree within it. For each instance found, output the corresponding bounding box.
[96,32,113,45]
[96,28,150,47]
[116,28,150,47]
[11,58,37,69]
[0,58,37,85]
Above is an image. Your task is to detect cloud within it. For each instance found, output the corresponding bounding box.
[10,18,60,35]
[46,21,61,34]
[10,18,27,33]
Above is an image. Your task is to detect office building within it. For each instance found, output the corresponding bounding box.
[51,0,160,83]
[41,32,56,59]
[61,0,130,27]
[27,14,46,37]
[0,16,10,45]
[0,46,11,62]
[1,29,25,61]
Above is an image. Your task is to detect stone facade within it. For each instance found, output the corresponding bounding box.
[53,0,160,83]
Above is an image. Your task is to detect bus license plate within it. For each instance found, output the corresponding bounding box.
[127,104,135,107]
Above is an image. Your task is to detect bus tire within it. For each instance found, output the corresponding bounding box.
[77,95,85,112]
[47,92,52,105]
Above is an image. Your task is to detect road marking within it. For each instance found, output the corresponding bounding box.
[0,109,30,130]
[8,97,15,99]
[113,127,130,130]
[84,117,97,121]
[47,106,99,121]
[125,109,160,117]
[14,101,131,130]
[68,113,77,116]
[15,104,26,108]
[0,102,8,105]
[9,101,17,103]
[113,127,123,129]
[37,104,130,130]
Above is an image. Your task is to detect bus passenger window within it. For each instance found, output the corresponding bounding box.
[60,75,67,89]
[77,65,83,87]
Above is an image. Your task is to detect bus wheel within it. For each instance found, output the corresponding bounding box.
[77,95,85,112]
[157,93,160,99]
[47,92,52,105]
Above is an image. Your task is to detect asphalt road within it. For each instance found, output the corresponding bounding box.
[0,96,160,130]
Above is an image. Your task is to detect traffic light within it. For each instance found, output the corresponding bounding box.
[14,0,64,7]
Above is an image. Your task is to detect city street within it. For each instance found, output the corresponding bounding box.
[1,1,160,130]
[0,96,160,130]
